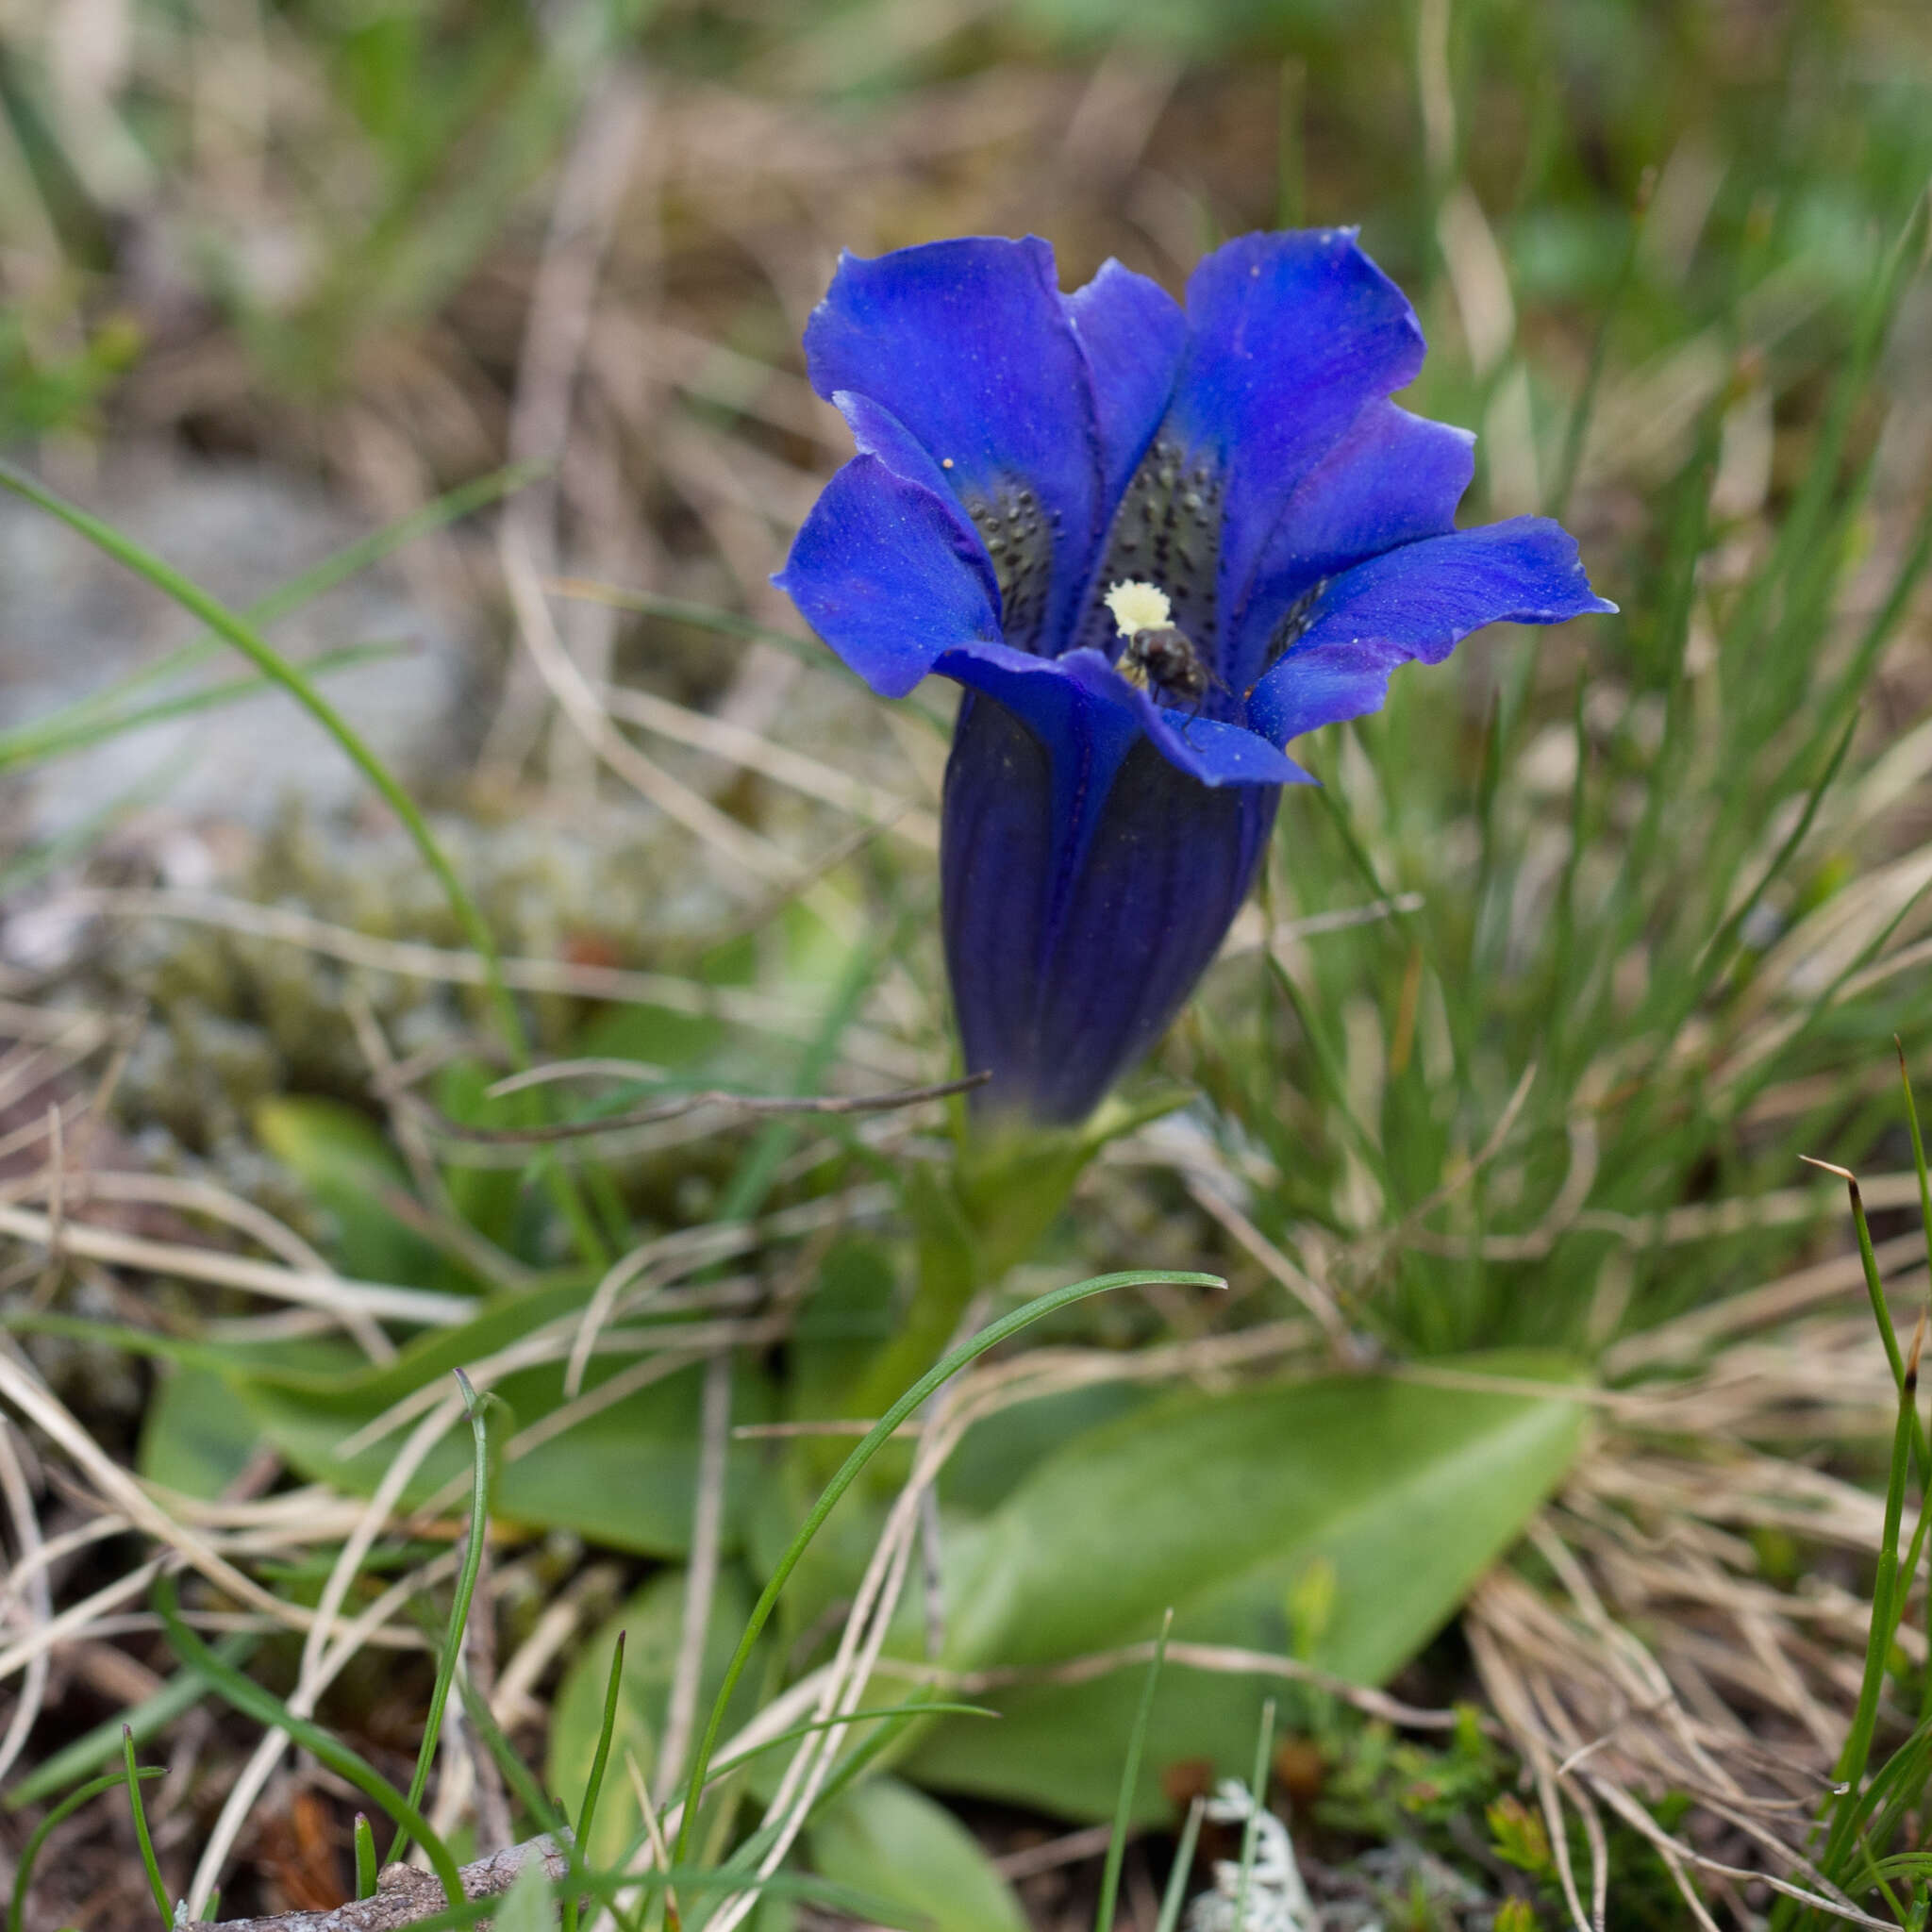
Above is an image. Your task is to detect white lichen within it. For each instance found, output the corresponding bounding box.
[1185,1780,1332,1932]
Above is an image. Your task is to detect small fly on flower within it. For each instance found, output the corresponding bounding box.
[1105,579,1224,714]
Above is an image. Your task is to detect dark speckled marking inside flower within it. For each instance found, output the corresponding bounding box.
[966,483,1056,654]
[1248,576,1329,694]
[1069,435,1226,679]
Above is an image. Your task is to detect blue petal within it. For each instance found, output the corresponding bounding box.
[1060,259,1188,508]
[1046,649,1310,787]
[1224,401,1474,696]
[1170,230,1427,658]
[1245,637,1419,746]
[803,236,1106,651]
[834,390,968,504]
[942,691,1279,1124]
[941,694,1054,1113]
[774,455,1000,700]
[941,643,1143,862]
[1248,518,1618,743]
[933,639,1308,796]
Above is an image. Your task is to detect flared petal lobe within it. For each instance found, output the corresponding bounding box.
[774,454,1000,698]
[1059,259,1188,508]
[803,237,1110,653]
[942,691,1280,1125]
[1056,232,1434,687]
[1248,518,1616,743]
[1174,232,1427,653]
[1224,401,1475,696]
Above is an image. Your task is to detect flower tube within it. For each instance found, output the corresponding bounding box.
[778,230,1612,1125]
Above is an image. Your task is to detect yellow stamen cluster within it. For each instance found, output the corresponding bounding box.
[1103,578,1172,639]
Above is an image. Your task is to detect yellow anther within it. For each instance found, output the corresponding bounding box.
[1103,579,1172,639]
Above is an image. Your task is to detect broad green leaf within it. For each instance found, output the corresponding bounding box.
[939,1382,1153,1516]
[21,1282,774,1553]
[743,1428,892,1655]
[242,1354,774,1557]
[255,1094,465,1290]
[905,1353,1588,1823]
[16,1283,591,1401]
[430,1059,541,1259]
[546,1566,763,1865]
[787,1236,898,1420]
[138,1363,264,1498]
[807,1775,1027,1932]
[747,1893,797,1932]
[491,1859,555,1932]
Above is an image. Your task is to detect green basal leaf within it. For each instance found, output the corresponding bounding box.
[939,1381,1154,1517]
[138,1363,265,1499]
[906,1351,1589,1823]
[490,1860,555,1932]
[255,1095,466,1290]
[242,1354,775,1557]
[807,1774,1028,1932]
[546,1567,763,1866]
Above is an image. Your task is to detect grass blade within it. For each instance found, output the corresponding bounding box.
[1095,1608,1173,1932]
[458,1681,920,1932]
[1547,166,1653,520]
[0,459,543,773]
[1824,1315,1924,1883]
[670,1266,1224,1867]
[1800,1158,1930,1478]
[1666,708,1856,1041]
[4,1633,258,1809]
[391,1368,495,1868]
[0,458,613,1272]
[1155,1797,1206,1932]
[449,1679,590,1907]
[1151,1785,1197,1932]
[7,1768,164,1932]
[152,1573,465,1909]
[1899,1041,1932,1734]
[1230,1698,1278,1932]
[0,457,529,1063]
[355,1812,378,1900]
[564,1630,625,1932]
[123,1727,172,1925]
[0,640,409,777]
[1899,1044,1932,1319]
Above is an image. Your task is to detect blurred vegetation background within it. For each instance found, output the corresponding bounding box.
[8,0,1932,1926]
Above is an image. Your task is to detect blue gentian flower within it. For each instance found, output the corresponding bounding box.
[777,230,1613,1125]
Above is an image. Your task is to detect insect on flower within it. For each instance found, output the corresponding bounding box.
[1107,580,1222,715]
[777,229,1614,1125]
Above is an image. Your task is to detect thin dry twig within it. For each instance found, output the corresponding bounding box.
[388,1069,986,1144]
[486,61,653,789]
[874,1640,1472,1734]
[658,1349,732,1800]
[595,677,939,849]
[0,1198,471,1325]
[185,1391,471,1918]
[0,1416,50,1781]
